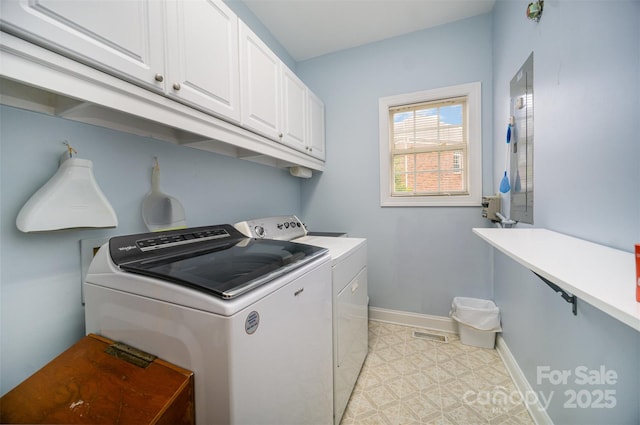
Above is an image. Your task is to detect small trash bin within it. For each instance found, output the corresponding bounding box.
[450,297,501,349]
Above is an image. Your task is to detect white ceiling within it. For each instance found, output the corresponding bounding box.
[242,0,496,62]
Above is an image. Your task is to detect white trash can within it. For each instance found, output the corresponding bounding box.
[450,297,501,349]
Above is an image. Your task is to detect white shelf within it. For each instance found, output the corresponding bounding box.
[473,228,640,332]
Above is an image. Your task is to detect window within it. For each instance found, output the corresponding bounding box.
[379,82,482,207]
[453,151,462,172]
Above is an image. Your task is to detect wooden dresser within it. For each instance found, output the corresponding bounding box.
[0,334,194,424]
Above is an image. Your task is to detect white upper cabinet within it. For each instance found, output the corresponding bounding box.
[165,0,240,122]
[282,67,326,160]
[0,0,166,92]
[239,20,281,140]
[281,65,307,152]
[239,21,325,159]
[307,90,326,161]
[1,0,324,166]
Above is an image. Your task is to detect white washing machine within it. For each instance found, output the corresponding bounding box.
[235,216,368,425]
[84,224,333,425]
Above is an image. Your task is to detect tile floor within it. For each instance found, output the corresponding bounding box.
[340,321,535,425]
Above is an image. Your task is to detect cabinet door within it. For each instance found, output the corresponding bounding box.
[239,20,281,140]
[335,267,368,422]
[0,0,165,92]
[281,66,307,152]
[308,90,326,160]
[165,0,240,122]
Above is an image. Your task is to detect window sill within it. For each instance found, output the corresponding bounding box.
[381,194,481,207]
[473,228,639,332]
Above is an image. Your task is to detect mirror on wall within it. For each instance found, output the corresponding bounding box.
[509,52,534,224]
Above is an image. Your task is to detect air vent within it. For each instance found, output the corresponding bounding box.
[412,331,448,343]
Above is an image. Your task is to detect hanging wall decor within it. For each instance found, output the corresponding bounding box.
[526,1,544,22]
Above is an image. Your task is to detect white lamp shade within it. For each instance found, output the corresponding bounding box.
[16,157,118,232]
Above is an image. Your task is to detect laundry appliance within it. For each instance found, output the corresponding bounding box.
[83,224,333,425]
[235,215,368,424]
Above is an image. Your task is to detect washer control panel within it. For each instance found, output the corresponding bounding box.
[234,216,307,241]
[109,224,242,266]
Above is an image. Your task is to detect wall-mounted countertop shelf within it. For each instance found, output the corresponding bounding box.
[473,228,639,332]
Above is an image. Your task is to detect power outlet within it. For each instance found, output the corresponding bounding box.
[80,237,109,304]
[481,195,501,222]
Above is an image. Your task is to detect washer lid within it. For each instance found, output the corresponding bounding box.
[295,235,366,263]
[109,225,327,299]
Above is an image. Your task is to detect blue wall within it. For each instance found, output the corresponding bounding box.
[296,14,495,316]
[2,2,639,422]
[490,1,640,423]
[1,3,299,395]
[493,0,640,249]
[296,1,639,423]
[0,106,301,394]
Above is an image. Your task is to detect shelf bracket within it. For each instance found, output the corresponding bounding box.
[533,272,577,316]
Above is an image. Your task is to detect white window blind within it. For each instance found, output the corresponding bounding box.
[390,96,468,196]
[378,82,482,207]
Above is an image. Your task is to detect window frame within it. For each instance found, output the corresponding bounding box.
[379,82,482,207]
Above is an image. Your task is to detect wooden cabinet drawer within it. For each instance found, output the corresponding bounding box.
[0,334,194,424]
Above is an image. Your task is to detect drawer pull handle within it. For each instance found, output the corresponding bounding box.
[294,288,304,296]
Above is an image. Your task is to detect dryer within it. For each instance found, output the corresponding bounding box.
[235,216,368,424]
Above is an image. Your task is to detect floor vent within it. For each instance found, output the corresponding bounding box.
[412,331,448,343]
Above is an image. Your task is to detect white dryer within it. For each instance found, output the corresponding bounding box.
[235,216,368,425]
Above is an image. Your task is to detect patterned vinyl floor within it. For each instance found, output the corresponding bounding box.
[340,321,536,425]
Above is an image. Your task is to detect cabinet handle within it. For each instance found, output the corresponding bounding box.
[173,83,181,91]
[279,133,283,138]
[154,73,164,82]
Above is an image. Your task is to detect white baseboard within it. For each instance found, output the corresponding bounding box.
[368,306,458,334]
[496,335,554,425]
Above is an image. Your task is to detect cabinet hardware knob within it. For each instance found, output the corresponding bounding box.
[173,83,181,91]
[279,133,283,138]
[154,73,164,82]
